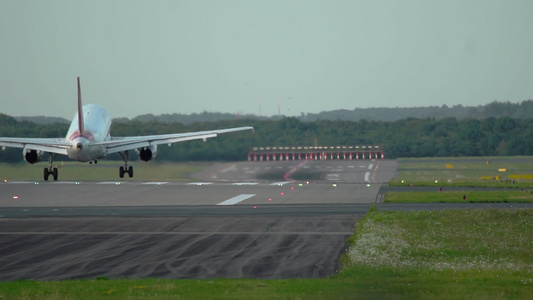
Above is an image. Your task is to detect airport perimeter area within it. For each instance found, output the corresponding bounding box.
[0,158,532,299]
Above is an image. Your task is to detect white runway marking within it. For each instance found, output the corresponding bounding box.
[1,231,353,235]
[221,165,237,173]
[232,182,258,185]
[364,172,370,182]
[97,182,123,185]
[141,182,168,185]
[270,181,292,186]
[368,164,374,170]
[187,182,213,185]
[216,194,256,205]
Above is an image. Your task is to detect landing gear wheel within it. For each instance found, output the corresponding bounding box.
[118,151,133,179]
[44,153,58,181]
[52,167,58,181]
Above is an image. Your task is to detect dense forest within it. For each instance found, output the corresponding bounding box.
[1,112,533,163]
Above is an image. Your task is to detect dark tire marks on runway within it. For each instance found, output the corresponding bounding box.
[0,216,359,280]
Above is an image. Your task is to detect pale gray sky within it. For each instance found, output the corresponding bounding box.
[1,0,532,119]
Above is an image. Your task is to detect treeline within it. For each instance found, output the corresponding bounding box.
[15,100,533,125]
[301,100,533,122]
[120,100,533,123]
[1,113,533,163]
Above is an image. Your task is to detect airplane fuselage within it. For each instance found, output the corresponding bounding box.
[65,104,111,162]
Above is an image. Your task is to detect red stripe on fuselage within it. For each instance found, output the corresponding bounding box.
[69,130,94,141]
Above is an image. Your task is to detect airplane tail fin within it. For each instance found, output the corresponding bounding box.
[77,77,85,134]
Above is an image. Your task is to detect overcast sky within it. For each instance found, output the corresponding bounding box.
[1,0,532,119]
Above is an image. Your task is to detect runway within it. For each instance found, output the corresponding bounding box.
[1,160,393,207]
[0,159,411,280]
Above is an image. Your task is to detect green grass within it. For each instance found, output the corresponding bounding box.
[388,156,533,203]
[341,208,533,299]
[1,209,532,299]
[385,190,533,203]
[344,209,532,270]
[390,156,533,188]
[0,161,207,182]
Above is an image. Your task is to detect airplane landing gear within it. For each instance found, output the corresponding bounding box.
[119,166,133,178]
[44,153,58,181]
[119,151,133,178]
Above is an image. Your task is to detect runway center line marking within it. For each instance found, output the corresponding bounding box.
[216,194,256,205]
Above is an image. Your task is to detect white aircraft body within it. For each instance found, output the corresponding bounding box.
[0,78,253,180]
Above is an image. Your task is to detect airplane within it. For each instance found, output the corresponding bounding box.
[0,77,253,181]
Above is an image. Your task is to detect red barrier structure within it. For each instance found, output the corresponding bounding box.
[248,145,384,161]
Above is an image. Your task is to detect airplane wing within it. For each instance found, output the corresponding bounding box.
[0,137,70,155]
[100,126,253,154]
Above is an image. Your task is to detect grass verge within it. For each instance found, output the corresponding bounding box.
[385,190,533,203]
[1,209,531,299]
[390,156,533,188]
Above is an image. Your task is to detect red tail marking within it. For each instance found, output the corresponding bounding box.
[77,77,84,134]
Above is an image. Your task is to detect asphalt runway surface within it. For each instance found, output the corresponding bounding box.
[2,159,529,281]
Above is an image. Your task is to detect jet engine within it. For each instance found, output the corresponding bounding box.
[23,148,44,164]
[137,145,157,162]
